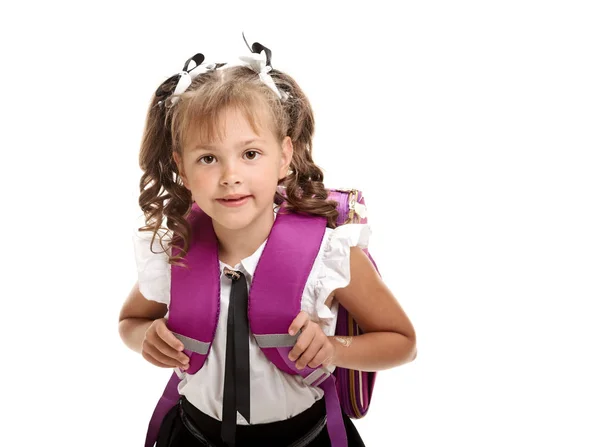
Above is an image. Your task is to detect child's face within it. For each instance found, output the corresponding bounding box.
[174,106,293,232]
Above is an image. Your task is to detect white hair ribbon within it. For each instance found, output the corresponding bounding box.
[235,52,285,99]
[157,36,287,107]
[169,54,216,105]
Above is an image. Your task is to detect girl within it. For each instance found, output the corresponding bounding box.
[118,40,417,447]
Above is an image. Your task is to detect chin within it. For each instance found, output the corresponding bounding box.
[194,195,275,229]
[207,203,261,230]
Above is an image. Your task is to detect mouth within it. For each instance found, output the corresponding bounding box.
[216,195,252,206]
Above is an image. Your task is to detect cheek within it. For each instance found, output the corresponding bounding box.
[187,167,212,190]
[255,164,281,184]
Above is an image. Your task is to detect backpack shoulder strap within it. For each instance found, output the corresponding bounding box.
[249,210,326,342]
[169,204,220,374]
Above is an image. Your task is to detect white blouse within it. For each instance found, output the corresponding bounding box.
[133,211,371,424]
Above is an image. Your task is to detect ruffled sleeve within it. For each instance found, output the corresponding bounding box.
[310,223,371,324]
[132,216,172,306]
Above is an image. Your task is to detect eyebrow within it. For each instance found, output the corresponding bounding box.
[190,139,265,152]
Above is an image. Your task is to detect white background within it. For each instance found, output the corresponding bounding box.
[1,1,599,445]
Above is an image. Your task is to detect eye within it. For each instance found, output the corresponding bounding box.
[244,150,261,160]
[198,155,216,165]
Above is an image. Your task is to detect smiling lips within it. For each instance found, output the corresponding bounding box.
[219,194,249,201]
[216,194,251,207]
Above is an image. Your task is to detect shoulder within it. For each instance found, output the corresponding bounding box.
[316,223,371,295]
[322,223,371,253]
[301,223,372,324]
[132,215,172,306]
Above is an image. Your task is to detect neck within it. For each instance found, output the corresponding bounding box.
[213,208,275,267]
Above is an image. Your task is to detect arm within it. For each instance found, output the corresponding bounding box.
[118,282,189,369]
[329,246,417,372]
[118,281,168,354]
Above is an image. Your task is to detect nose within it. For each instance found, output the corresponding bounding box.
[220,161,242,186]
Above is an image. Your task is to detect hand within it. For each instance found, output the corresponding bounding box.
[288,311,336,370]
[142,318,190,370]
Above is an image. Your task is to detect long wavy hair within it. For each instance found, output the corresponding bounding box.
[138,64,339,264]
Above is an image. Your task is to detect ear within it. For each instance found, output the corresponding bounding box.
[173,151,190,189]
[278,136,294,180]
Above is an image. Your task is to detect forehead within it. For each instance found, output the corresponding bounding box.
[181,101,277,151]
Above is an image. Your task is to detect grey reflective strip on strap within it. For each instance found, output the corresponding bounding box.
[172,332,210,355]
[254,330,302,348]
[302,367,331,387]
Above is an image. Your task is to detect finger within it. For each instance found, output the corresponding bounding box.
[148,328,190,365]
[308,345,335,369]
[288,311,309,336]
[142,347,187,369]
[143,339,189,369]
[142,350,171,368]
[157,320,185,351]
[295,334,327,370]
[289,324,316,362]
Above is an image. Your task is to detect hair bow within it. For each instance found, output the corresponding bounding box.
[156,35,287,107]
[239,33,287,100]
[156,53,216,106]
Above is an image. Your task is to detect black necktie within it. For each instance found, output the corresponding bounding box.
[221,268,251,446]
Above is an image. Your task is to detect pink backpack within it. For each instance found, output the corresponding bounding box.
[145,188,378,447]
[319,189,378,418]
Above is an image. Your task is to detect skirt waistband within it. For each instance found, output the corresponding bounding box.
[180,396,327,446]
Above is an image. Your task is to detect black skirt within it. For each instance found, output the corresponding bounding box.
[156,395,366,447]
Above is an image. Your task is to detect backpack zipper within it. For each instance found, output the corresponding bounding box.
[329,187,359,224]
